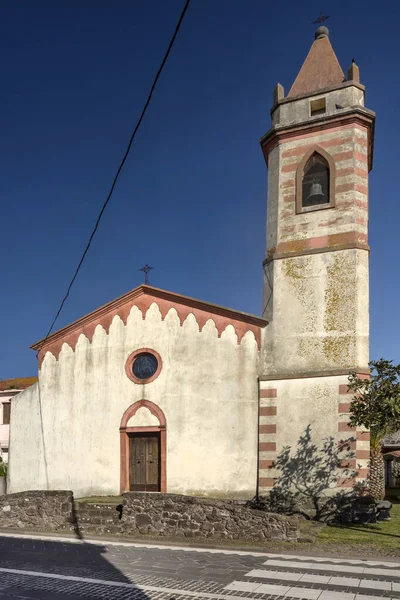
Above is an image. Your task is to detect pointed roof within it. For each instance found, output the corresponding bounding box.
[288,27,345,98]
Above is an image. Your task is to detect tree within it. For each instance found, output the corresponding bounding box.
[348,359,400,501]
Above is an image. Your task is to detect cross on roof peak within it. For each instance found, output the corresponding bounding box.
[139,264,154,285]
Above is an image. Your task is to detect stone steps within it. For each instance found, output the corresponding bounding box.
[72,502,124,535]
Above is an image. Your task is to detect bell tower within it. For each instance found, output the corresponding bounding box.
[258,27,375,492]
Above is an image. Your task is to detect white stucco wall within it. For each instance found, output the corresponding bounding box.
[262,248,369,375]
[275,376,347,448]
[9,304,260,499]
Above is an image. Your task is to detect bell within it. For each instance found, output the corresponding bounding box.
[307,180,324,202]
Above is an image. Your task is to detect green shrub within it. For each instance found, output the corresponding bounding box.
[0,458,7,477]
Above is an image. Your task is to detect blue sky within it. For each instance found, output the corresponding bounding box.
[0,0,398,378]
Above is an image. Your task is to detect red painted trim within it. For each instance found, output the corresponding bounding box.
[259,477,277,487]
[339,384,351,395]
[259,442,276,451]
[260,406,277,416]
[120,399,166,429]
[336,182,368,195]
[120,431,127,492]
[259,460,275,469]
[271,232,368,259]
[261,112,374,171]
[357,431,370,441]
[338,403,351,413]
[357,468,369,479]
[125,426,161,433]
[282,143,367,161]
[356,450,370,459]
[32,286,267,364]
[259,389,277,398]
[338,422,355,432]
[125,348,163,385]
[259,424,276,434]
[119,400,167,494]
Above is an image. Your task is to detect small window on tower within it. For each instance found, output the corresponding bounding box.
[302,153,330,208]
[310,97,326,116]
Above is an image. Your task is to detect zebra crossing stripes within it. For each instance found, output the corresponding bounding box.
[224,555,400,599]
[261,554,400,568]
[262,558,400,579]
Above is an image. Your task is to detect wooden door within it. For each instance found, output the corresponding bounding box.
[129,433,160,491]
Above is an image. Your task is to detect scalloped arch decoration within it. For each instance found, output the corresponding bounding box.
[36,292,264,365]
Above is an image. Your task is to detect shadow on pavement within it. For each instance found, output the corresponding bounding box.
[0,522,152,599]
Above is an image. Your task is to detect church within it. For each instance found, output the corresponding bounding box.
[8,26,375,499]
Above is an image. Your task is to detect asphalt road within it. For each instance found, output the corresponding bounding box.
[0,533,398,599]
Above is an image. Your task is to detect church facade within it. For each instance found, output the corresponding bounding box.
[8,27,375,499]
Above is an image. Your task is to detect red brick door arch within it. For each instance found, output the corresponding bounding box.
[119,400,166,493]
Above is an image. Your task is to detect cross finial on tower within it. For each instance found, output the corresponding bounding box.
[312,12,330,26]
[139,264,154,285]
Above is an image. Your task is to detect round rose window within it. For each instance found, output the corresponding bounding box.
[132,352,158,380]
[125,348,162,384]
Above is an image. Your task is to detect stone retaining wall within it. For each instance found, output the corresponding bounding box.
[0,491,299,542]
[120,492,298,541]
[0,491,73,531]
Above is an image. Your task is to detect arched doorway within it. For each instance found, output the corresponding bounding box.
[120,400,166,493]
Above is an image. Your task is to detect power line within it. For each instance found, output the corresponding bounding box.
[36,0,192,358]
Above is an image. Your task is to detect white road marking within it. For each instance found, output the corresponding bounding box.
[318,592,355,600]
[225,579,364,600]
[355,596,391,600]
[264,558,400,577]
[227,556,399,600]
[246,568,397,593]
[359,579,392,591]
[247,568,303,581]
[285,589,321,600]
[255,583,292,594]
[328,577,360,587]
[262,553,400,567]
[300,574,331,584]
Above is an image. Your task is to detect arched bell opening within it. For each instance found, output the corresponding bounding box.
[302,153,330,207]
[296,146,336,213]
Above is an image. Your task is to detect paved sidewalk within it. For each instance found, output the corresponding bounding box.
[0,533,398,599]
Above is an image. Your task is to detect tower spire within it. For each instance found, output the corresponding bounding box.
[287,27,345,97]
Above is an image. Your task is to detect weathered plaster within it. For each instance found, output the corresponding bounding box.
[9,303,260,499]
[272,86,365,128]
[262,119,370,377]
[261,249,368,375]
